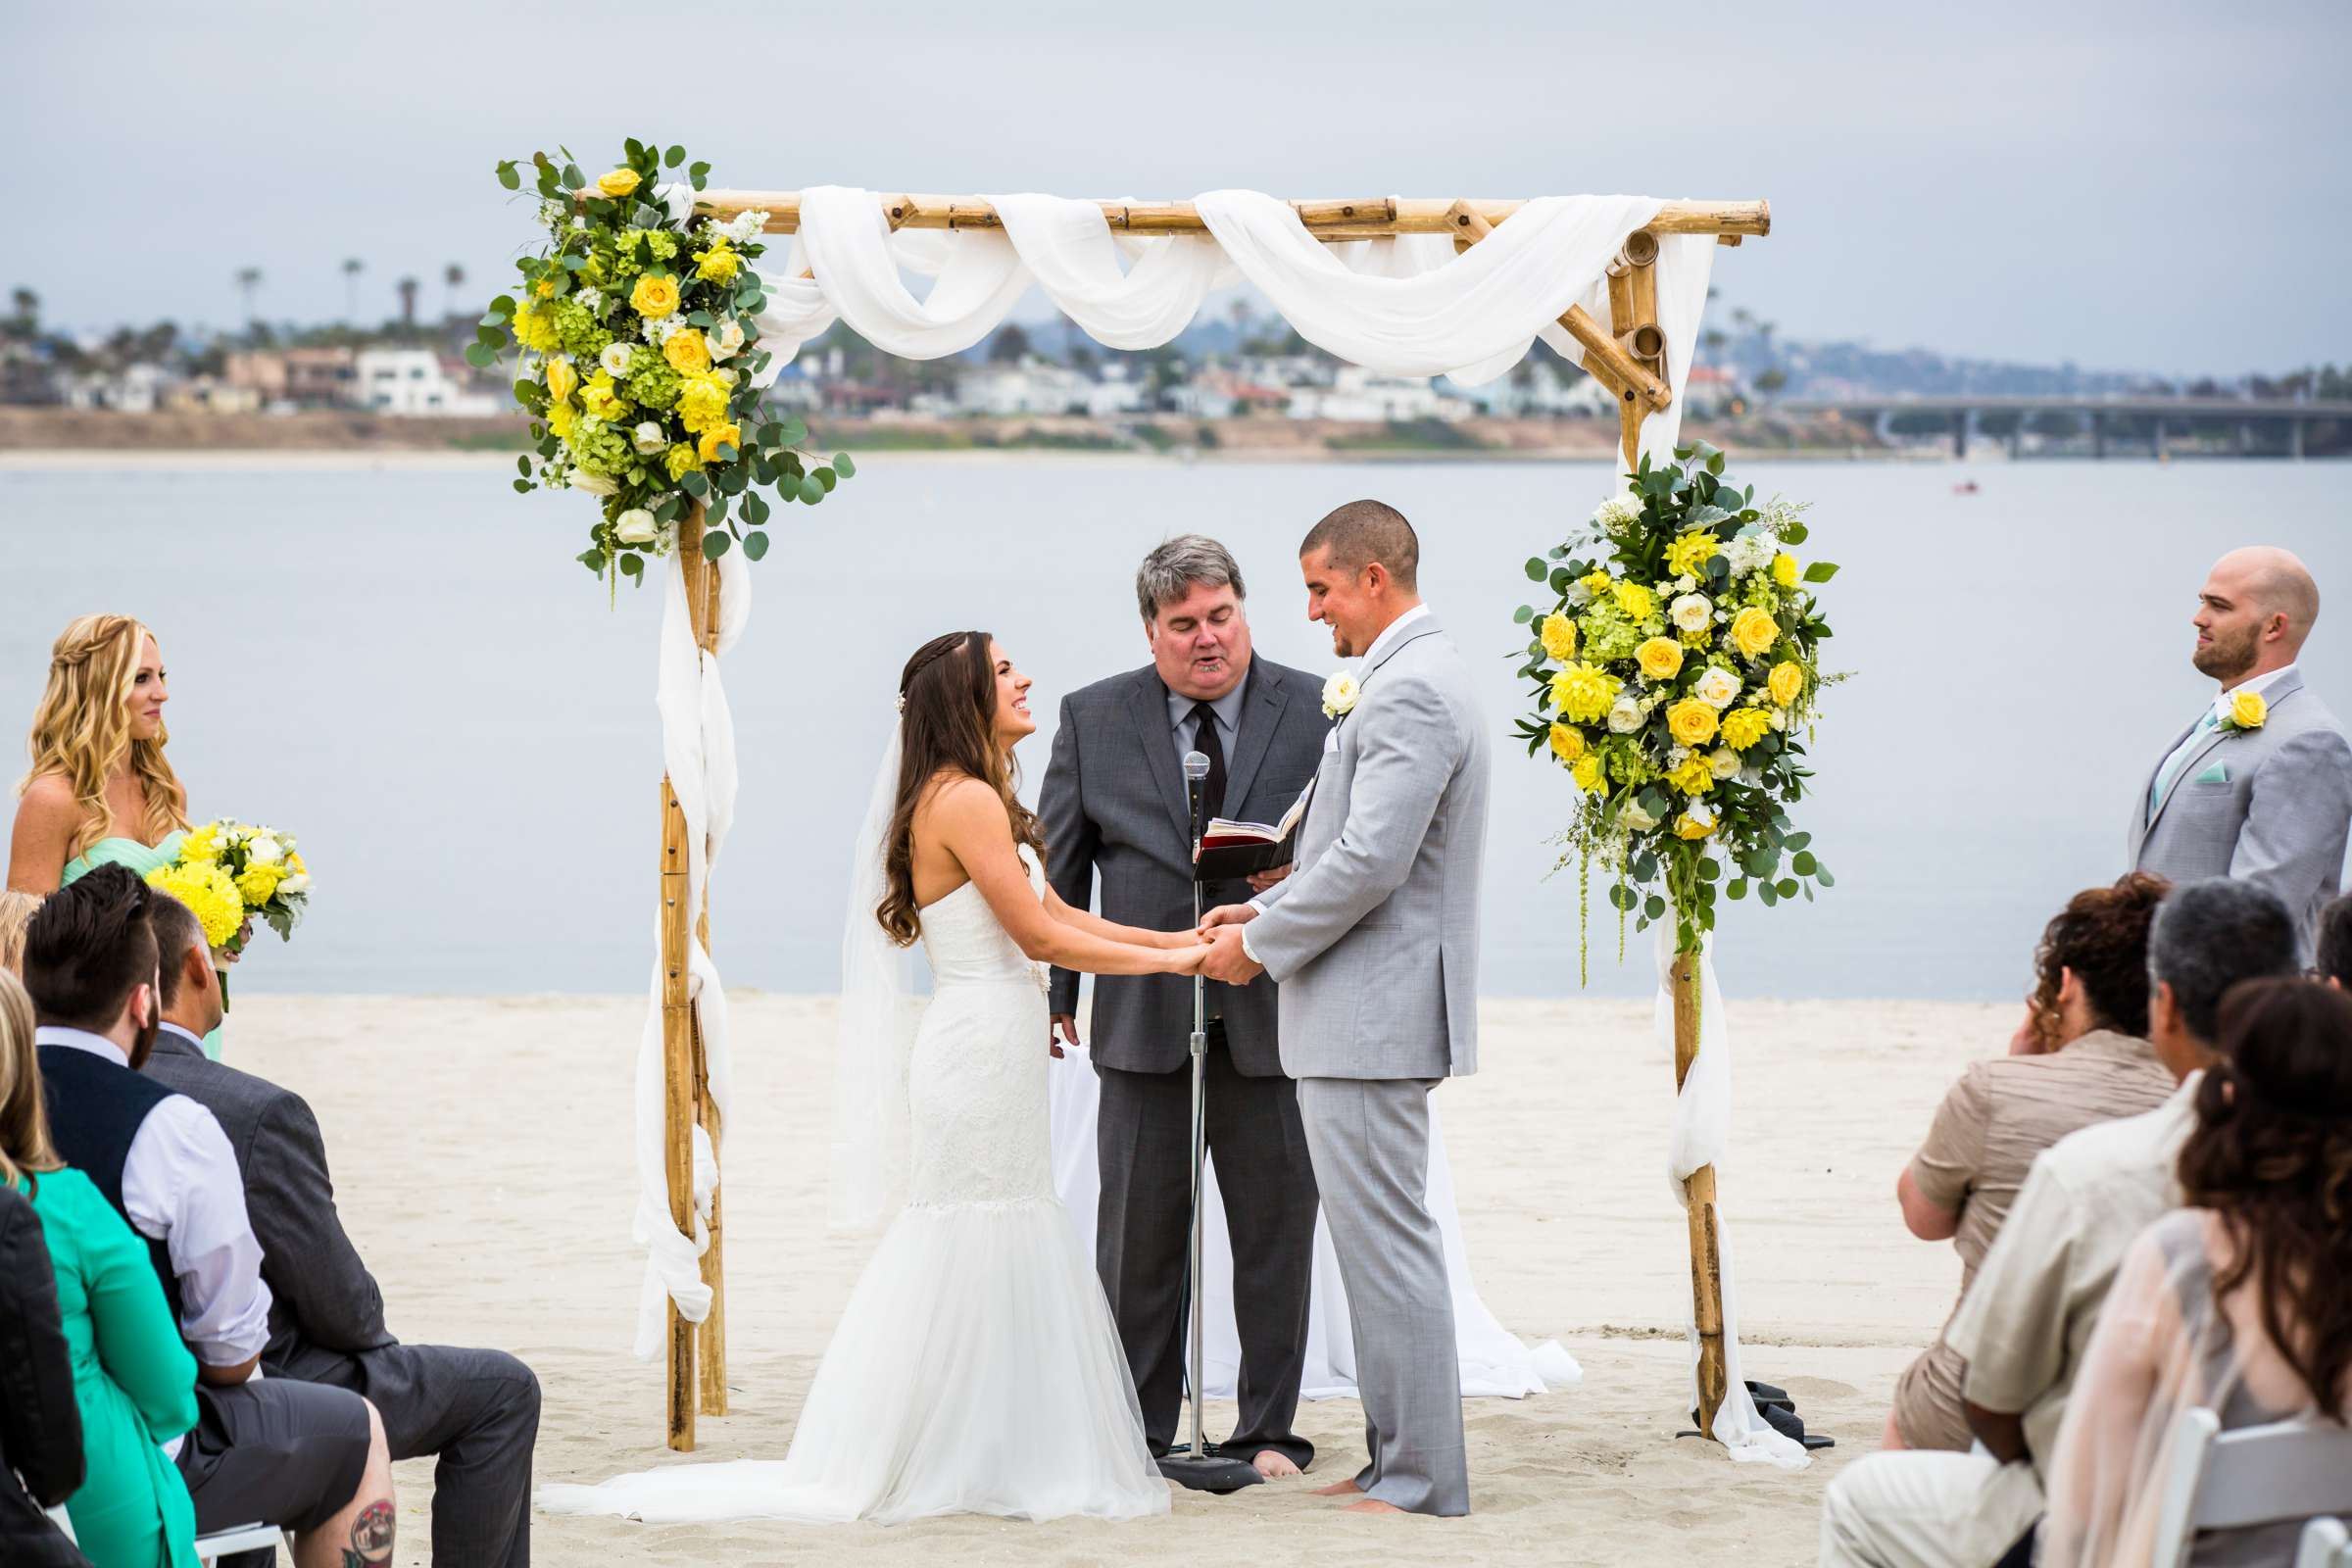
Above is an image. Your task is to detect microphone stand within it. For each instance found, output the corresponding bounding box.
[1155,751,1262,1495]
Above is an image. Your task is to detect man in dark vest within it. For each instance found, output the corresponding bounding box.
[141,891,540,1566]
[24,866,395,1566]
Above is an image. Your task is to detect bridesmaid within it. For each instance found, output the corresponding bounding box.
[7,615,232,1057]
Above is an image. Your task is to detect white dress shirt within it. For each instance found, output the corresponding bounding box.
[36,1026,273,1371]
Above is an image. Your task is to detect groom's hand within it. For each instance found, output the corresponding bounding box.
[1199,925,1263,985]
[1198,902,1257,937]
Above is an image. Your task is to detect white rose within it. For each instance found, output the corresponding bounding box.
[708,318,746,361]
[1606,695,1643,734]
[1770,708,1788,731]
[1670,593,1713,634]
[245,834,283,865]
[1692,666,1742,710]
[1709,748,1742,780]
[1321,670,1360,719]
[568,468,617,497]
[614,509,659,545]
[1676,573,1697,594]
[632,421,668,455]
[276,872,311,897]
[1619,801,1659,831]
[599,342,636,377]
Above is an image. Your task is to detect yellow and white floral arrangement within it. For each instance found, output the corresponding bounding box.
[146,820,312,1004]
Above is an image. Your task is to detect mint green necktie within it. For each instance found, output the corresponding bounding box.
[2150,709,2220,821]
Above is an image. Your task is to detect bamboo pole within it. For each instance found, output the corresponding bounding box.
[694,190,1771,241]
[1621,231,1665,391]
[1670,951,1730,1438]
[677,508,729,1419]
[658,773,696,1451]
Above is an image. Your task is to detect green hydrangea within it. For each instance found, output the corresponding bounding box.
[645,231,678,261]
[553,299,612,360]
[569,415,632,478]
[625,358,682,411]
[1579,599,1645,665]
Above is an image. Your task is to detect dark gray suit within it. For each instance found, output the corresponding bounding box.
[142,1028,538,1568]
[1042,657,1328,1467]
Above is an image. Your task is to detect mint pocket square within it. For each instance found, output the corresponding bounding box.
[2195,761,2230,786]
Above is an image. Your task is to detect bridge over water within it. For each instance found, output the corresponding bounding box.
[1774,395,2352,459]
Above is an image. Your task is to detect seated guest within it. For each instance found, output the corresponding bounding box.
[2313,892,2352,989]
[22,867,398,1566]
[1820,878,2299,1568]
[1886,874,2177,1452]
[0,968,171,1568]
[2040,977,2352,1566]
[141,893,541,1567]
[2,888,40,975]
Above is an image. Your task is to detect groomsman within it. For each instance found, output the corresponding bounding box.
[1041,535,1328,1478]
[2130,546,2352,958]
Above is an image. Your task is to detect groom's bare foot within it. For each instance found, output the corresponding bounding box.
[1310,1478,1362,1497]
[1343,1497,1407,1515]
[1252,1450,1301,1480]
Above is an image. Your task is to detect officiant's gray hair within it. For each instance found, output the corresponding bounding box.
[1136,535,1247,624]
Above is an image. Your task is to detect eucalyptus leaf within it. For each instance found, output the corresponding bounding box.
[1512,606,1534,624]
[496,161,521,191]
[702,530,731,561]
[665,144,685,168]
[1804,561,1840,583]
[743,529,769,562]
[798,474,825,505]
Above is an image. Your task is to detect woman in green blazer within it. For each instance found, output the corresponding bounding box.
[0,971,198,1568]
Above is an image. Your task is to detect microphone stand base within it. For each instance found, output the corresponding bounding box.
[1155,1451,1264,1494]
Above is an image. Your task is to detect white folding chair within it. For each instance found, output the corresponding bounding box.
[2149,1407,2352,1568]
[193,1520,292,1563]
[2298,1517,2350,1568]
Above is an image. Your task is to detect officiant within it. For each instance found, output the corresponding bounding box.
[1041,535,1328,1477]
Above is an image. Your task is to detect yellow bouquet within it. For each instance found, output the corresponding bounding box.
[146,820,312,1006]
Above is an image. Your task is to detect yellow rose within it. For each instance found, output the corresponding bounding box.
[1548,662,1622,725]
[1721,708,1773,750]
[1730,606,1780,660]
[664,442,703,481]
[1612,580,1656,620]
[1539,612,1577,662]
[2229,689,2267,729]
[597,168,642,199]
[1635,636,1685,681]
[1570,753,1605,794]
[1666,754,1716,796]
[1773,552,1801,590]
[1666,529,1721,579]
[630,273,681,318]
[544,358,577,403]
[546,400,576,439]
[695,243,740,284]
[1767,661,1805,708]
[236,861,283,904]
[662,328,712,375]
[1547,723,1585,763]
[1666,697,1720,748]
[697,421,742,464]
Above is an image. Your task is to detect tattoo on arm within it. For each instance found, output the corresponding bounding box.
[343,1499,396,1567]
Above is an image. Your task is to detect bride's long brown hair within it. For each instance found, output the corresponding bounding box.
[876,631,1045,948]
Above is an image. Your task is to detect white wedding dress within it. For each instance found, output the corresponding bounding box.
[542,854,1169,1526]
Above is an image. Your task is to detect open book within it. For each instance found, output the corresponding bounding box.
[1193,777,1314,883]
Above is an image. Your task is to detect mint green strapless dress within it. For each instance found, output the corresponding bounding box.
[61,833,226,1060]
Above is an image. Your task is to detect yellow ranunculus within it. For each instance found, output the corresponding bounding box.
[1666,697,1720,748]
[630,273,681,318]
[698,421,742,464]
[544,358,577,403]
[1570,753,1605,794]
[2229,689,2268,730]
[546,400,576,439]
[1539,612,1577,662]
[662,328,712,375]
[675,373,728,433]
[1767,661,1805,708]
[664,442,703,481]
[1548,662,1622,725]
[580,371,628,420]
[597,168,642,199]
[1612,580,1655,620]
[1666,529,1720,579]
[1547,723,1585,763]
[695,243,740,283]
[1773,552,1801,590]
[1666,754,1716,796]
[1721,708,1773,750]
[236,861,282,904]
[1730,606,1780,660]
[1635,636,1685,681]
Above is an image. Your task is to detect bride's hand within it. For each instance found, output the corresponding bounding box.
[1166,944,1211,976]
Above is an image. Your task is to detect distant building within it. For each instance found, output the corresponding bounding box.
[64,363,178,413]
[1457,360,1616,418]
[354,348,502,416]
[1288,366,1469,422]
[226,347,357,410]
[956,359,1107,417]
[163,377,264,416]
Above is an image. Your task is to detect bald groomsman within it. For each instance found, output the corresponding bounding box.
[2131,546,2352,958]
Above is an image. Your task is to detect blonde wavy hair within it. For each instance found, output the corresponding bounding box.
[0,891,37,977]
[19,615,189,862]
[0,969,61,1188]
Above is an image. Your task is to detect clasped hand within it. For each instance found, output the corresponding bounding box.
[1186,903,1262,984]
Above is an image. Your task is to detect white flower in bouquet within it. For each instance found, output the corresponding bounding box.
[244,832,283,866]
[708,318,747,362]
[1724,528,1778,577]
[1563,580,1594,609]
[1593,491,1643,529]
[1676,573,1698,594]
[1670,593,1713,633]
[722,210,769,244]
[568,469,618,497]
[632,421,668,456]
[1709,748,1742,780]
[277,871,311,897]
[1770,707,1789,731]
[614,509,660,545]
[712,367,739,388]
[1619,800,1660,831]
[536,199,566,229]
[576,287,605,315]
[598,342,636,377]
[1692,666,1742,710]
[1606,695,1644,734]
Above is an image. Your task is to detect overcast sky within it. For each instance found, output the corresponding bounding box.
[7,0,2343,376]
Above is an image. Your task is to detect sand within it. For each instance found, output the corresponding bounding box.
[218,992,1998,1567]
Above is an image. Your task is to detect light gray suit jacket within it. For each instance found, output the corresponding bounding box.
[2129,667,2352,956]
[1249,612,1488,1081]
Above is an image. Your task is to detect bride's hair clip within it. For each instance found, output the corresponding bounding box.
[895,693,907,714]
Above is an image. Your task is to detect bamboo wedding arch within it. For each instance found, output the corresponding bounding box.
[652,187,1772,1452]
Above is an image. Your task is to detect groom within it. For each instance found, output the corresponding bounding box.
[1200,500,1487,1517]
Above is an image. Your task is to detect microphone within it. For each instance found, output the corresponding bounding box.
[1183,750,1211,847]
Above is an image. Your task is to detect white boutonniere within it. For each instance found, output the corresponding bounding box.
[2216,689,2267,733]
[1321,670,1359,720]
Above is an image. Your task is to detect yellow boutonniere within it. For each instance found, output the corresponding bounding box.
[2221,690,2267,732]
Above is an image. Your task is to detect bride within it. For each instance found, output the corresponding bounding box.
[543,630,1203,1526]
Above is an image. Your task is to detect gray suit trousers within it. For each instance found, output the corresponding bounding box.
[1296,1076,1468,1516]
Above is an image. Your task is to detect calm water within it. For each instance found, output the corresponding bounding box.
[2,454,2345,1001]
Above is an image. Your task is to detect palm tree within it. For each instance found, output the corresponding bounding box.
[341,258,365,323]
[396,275,419,325]
[7,287,35,336]
[234,268,263,327]
[443,262,466,320]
